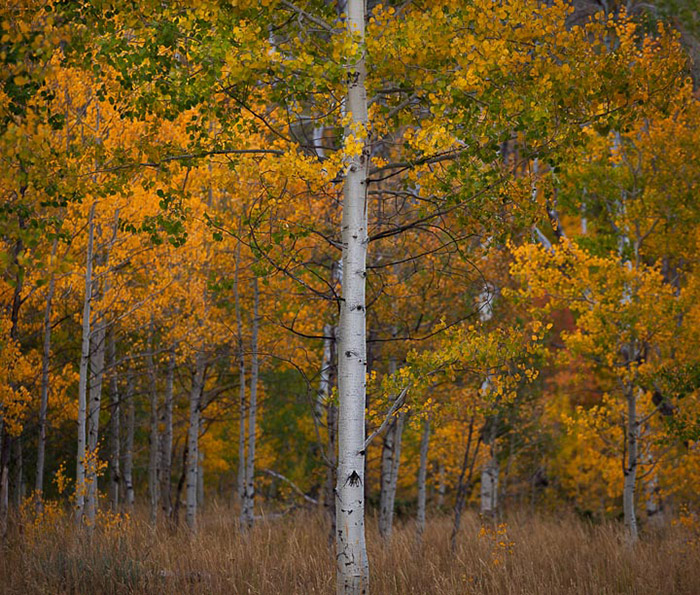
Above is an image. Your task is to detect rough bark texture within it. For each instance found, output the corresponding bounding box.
[75,202,96,525]
[335,1,370,589]
[416,416,431,538]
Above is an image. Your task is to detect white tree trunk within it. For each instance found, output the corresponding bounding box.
[75,202,96,525]
[241,278,260,528]
[335,0,370,591]
[35,240,56,511]
[623,385,639,542]
[122,373,135,510]
[480,454,499,518]
[317,323,333,424]
[480,416,499,520]
[197,417,205,512]
[378,357,405,540]
[644,443,662,526]
[148,327,160,525]
[160,346,175,519]
[186,353,205,531]
[85,212,117,527]
[108,331,120,512]
[416,416,430,537]
[85,314,106,527]
[234,238,246,509]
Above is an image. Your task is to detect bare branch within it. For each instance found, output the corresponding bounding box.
[363,387,409,451]
[263,468,318,505]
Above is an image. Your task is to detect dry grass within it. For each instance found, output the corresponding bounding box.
[2,504,699,594]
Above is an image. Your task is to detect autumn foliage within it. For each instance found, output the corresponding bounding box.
[1,0,699,593]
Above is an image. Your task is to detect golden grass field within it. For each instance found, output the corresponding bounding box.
[2,504,700,594]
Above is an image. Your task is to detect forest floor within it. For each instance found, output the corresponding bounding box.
[1,504,699,594]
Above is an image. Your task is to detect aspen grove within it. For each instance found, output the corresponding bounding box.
[1,1,700,594]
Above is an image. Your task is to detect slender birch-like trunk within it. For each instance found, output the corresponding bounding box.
[236,358,246,510]
[122,373,135,510]
[623,384,639,542]
[325,328,338,539]
[186,353,205,531]
[416,416,431,538]
[437,462,446,509]
[336,0,370,590]
[480,452,499,519]
[378,356,405,540]
[75,202,96,525]
[35,241,57,511]
[197,417,205,512]
[317,323,333,425]
[644,440,661,526]
[85,310,106,527]
[107,331,120,511]
[147,326,160,525]
[234,237,246,509]
[1,226,25,537]
[480,416,499,520]
[451,416,480,552]
[161,346,175,519]
[241,278,260,528]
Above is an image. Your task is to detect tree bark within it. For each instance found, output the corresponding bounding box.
[451,416,481,552]
[325,327,338,541]
[198,417,205,512]
[480,417,499,520]
[108,331,120,512]
[335,0,371,590]
[378,357,404,540]
[241,278,260,529]
[416,416,431,538]
[35,240,57,512]
[122,373,135,510]
[147,325,160,525]
[160,345,175,519]
[75,201,96,526]
[623,385,639,543]
[186,353,205,531]
[85,295,107,527]
[234,237,246,510]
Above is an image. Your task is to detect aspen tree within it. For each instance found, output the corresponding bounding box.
[75,201,96,525]
[241,278,260,528]
[335,0,371,590]
[160,346,175,519]
[107,331,120,511]
[35,240,57,512]
[416,416,431,538]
